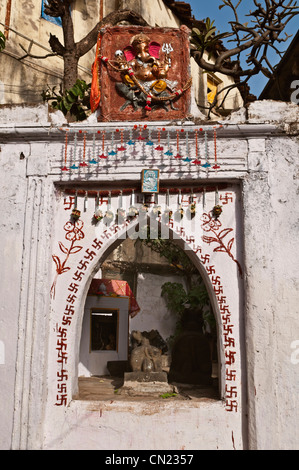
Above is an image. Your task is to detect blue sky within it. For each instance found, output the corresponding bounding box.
[188,0,299,97]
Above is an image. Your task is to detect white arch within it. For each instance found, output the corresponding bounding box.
[70,217,226,399]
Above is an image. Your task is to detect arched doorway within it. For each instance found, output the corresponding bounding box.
[76,219,224,402]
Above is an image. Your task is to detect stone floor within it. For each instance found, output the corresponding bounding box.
[74,375,220,403]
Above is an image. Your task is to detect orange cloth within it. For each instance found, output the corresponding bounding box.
[90,34,102,113]
[88,279,140,318]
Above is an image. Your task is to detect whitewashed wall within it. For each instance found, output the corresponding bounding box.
[132,272,184,340]
[0,101,298,450]
[0,0,242,114]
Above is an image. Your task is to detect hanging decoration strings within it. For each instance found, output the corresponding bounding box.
[62,130,69,171]
[117,128,126,152]
[108,129,116,156]
[99,130,107,159]
[213,128,220,171]
[89,131,97,164]
[71,132,79,170]
[155,128,164,152]
[67,183,229,227]
[202,130,211,169]
[66,184,229,215]
[183,130,191,163]
[79,131,88,167]
[192,129,201,165]
[175,130,183,159]
[59,125,223,171]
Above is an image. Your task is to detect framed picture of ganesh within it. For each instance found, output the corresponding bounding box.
[141,169,160,194]
[94,26,192,122]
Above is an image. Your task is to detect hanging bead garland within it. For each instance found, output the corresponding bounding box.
[66,184,229,227]
[183,130,192,163]
[134,124,148,141]
[65,183,229,223]
[128,189,138,218]
[192,129,201,165]
[202,187,206,211]
[108,129,117,156]
[146,127,154,146]
[213,128,220,171]
[187,190,196,219]
[104,191,114,223]
[59,125,223,172]
[71,190,80,220]
[94,191,103,222]
[70,132,79,170]
[61,130,69,171]
[127,127,135,146]
[77,131,87,167]
[212,186,222,218]
[174,129,184,159]
[165,130,173,157]
[99,130,107,159]
[84,191,88,212]
[176,188,184,219]
[202,130,211,169]
[89,132,97,164]
[117,128,126,152]
[155,128,164,151]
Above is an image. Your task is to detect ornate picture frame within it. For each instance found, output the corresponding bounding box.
[141,169,160,193]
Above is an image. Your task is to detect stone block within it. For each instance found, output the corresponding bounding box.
[124,371,168,383]
[121,371,175,395]
[248,138,266,153]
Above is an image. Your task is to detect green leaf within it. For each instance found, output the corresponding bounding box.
[62,96,73,111]
[192,28,202,36]
[205,27,217,40]
[59,99,68,115]
[69,84,81,97]
[42,79,91,121]
[160,393,177,399]
[0,31,6,52]
[66,91,78,103]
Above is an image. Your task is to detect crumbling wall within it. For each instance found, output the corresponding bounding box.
[0,100,298,450]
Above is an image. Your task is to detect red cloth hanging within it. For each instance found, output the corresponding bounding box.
[90,34,102,113]
[88,279,140,318]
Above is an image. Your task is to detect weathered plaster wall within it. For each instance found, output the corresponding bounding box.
[242,101,299,449]
[0,1,243,114]
[42,180,243,449]
[132,272,183,339]
[119,0,180,28]
[0,100,298,450]
[0,119,28,450]
[0,0,97,104]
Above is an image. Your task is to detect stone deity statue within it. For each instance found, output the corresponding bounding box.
[130,330,162,372]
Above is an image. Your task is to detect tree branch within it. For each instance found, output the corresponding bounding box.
[18,43,58,61]
[191,0,299,79]
[44,0,75,18]
[49,33,65,56]
[76,9,149,58]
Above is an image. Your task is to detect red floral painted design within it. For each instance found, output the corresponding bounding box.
[64,220,84,241]
[201,212,242,276]
[51,220,85,298]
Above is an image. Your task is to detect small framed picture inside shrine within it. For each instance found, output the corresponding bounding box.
[141,169,160,193]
